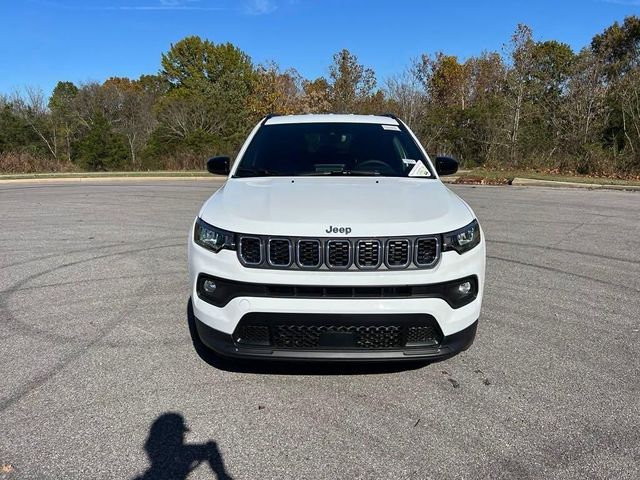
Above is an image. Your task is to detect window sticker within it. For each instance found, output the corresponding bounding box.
[382,124,401,131]
[408,160,432,177]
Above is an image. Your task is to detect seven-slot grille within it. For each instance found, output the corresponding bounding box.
[238,235,440,270]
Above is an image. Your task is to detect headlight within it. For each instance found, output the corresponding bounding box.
[194,218,236,253]
[443,219,481,254]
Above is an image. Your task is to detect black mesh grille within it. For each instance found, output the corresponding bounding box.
[386,239,410,267]
[239,237,262,265]
[273,324,403,349]
[356,240,381,268]
[268,239,291,266]
[233,313,444,351]
[406,326,440,346]
[297,240,321,268]
[327,240,351,268]
[415,238,438,266]
[235,325,270,346]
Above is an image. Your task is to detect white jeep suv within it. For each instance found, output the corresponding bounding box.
[188,114,485,361]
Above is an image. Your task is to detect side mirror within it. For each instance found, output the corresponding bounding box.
[207,156,230,175]
[435,156,458,176]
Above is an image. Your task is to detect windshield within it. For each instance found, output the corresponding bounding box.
[233,122,434,178]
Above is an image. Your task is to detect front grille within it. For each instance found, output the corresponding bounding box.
[273,324,403,349]
[356,240,381,268]
[237,235,441,270]
[239,237,262,265]
[386,239,410,267]
[415,238,439,266]
[235,325,270,346]
[327,240,351,268]
[406,326,440,346]
[268,238,292,266]
[232,313,444,350]
[264,285,411,298]
[297,239,321,268]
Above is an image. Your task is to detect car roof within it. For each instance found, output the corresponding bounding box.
[264,114,399,126]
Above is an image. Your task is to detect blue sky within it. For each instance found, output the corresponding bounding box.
[1,0,639,96]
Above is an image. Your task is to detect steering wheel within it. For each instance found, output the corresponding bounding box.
[356,159,393,172]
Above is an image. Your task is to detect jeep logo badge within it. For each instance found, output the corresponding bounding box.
[326,225,352,235]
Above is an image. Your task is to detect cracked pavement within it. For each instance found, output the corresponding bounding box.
[1,180,639,479]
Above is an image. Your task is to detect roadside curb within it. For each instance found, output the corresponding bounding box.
[510,177,640,191]
[0,175,224,184]
[440,177,459,184]
[440,175,640,191]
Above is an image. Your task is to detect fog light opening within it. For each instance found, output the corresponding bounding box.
[203,279,217,294]
[456,281,472,296]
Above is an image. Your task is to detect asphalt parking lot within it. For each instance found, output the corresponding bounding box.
[1,180,639,480]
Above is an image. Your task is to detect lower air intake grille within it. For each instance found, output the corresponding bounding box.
[233,313,444,350]
[235,325,270,346]
[239,237,262,265]
[273,324,403,349]
[386,239,410,267]
[406,326,440,346]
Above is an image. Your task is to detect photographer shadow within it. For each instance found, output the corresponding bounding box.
[133,413,233,480]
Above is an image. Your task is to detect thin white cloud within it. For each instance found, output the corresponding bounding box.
[30,0,280,14]
[28,0,73,8]
[30,0,226,11]
[104,5,224,10]
[102,0,224,11]
[244,0,277,15]
[599,0,640,5]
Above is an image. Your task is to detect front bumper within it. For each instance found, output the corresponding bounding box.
[188,232,485,361]
[194,313,478,361]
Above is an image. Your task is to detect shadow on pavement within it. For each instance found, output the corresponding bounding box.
[133,413,233,480]
[187,299,430,375]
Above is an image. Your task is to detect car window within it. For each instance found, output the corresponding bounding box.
[234,122,433,178]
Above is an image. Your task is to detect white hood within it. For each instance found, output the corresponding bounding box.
[199,177,475,237]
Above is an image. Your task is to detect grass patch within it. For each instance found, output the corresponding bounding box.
[460,169,640,186]
[0,170,211,180]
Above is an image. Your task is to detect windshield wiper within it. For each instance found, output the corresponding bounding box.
[235,167,282,177]
[300,170,382,176]
[341,170,382,176]
[238,168,384,178]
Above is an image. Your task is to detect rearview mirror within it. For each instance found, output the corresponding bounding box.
[207,156,230,175]
[435,156,458,176]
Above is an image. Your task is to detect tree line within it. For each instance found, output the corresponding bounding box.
[1,16,639,175]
